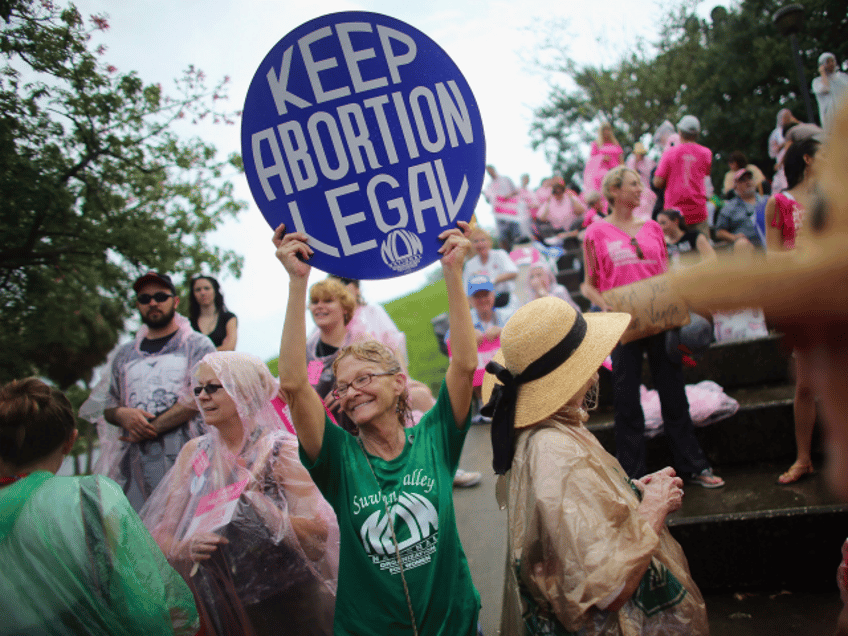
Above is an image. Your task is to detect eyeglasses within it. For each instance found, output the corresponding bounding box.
[630,238,645,259]
[137,292,174,304]
[332,372,395,399]
[193,383,224,396]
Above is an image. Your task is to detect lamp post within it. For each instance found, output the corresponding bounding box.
[772,4,816,124]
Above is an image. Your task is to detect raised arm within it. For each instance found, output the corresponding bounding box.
[274,225,327,462]
[441,221,477,428]
[569,192,587,216]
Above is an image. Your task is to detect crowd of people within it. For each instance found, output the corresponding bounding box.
[2,55,847,636]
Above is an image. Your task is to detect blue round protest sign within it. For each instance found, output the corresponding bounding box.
[241,12,486,279]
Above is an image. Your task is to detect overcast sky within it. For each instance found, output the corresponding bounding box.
[73,0,719,361]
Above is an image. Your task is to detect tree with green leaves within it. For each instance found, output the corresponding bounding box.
[0,0,246,389]
[530,0,846,187]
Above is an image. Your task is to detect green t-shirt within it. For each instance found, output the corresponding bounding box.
[301,380,481,636]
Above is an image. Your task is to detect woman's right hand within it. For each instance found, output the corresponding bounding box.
[636,467,684,532]
[273,223,313,279]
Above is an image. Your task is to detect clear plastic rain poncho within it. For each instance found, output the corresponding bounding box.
[0,472,198,636]
[500,414,708,636]
[140,352,339,636]
[80,314,214,510]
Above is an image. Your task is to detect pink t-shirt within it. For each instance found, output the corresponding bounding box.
[654,142,712,225]
[484,176,519,218]
[539,192,577,229]
[592,141,624,168]
[771,192,805,250]
[584,220,668,292]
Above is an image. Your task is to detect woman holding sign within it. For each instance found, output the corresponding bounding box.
[581,167,723,488]
[275,221,481,636]
[141,351,338,636]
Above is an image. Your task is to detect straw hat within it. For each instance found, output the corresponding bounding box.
[482,297,630,430]
[633,141,647,155]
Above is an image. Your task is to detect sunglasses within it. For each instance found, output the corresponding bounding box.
[137,292,174,304]
[193,383,224,396]
[630,238,645,259]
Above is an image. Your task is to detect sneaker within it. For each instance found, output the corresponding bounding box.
[453,468,482,488]
[687,468,725,489]
[471,413,492,425]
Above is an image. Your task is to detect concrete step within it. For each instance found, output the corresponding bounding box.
[597,333,790,407]
[666,463,848,592]
[588,383,812,467]
[705,590,842,636]
[675,333,790,388]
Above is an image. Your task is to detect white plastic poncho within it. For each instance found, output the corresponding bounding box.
[80,314,215,510]
[501,415,708,636]
[140,352,339,636]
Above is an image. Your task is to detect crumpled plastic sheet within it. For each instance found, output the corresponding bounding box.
[642,380,739,439]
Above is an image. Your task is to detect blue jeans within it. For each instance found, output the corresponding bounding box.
[611,332,710,478]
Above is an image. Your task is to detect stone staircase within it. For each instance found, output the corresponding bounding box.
[551,246,848,594]
[589,331,848,593]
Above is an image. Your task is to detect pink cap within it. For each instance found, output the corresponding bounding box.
[734,168,753,182]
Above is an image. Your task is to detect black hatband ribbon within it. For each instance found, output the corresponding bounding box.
[481,312,588,475]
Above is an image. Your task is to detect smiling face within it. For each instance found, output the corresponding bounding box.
[612,170,643,209]
[334,356,402,428]
[192,277,216,309]
[470,288,495,321]
[310,293,346,331]
[470,231,491,259]
[195,367,239,430]
[657,213,677,238]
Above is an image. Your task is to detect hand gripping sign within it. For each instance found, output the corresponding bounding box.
[242,12,486,279]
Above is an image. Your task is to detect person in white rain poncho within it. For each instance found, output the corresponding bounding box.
[141,352,338,636]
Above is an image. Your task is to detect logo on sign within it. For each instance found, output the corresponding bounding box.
[241,11,486,280]
[381,228,423,273]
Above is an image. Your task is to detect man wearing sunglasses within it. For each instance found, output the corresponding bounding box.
[100,271,216,510]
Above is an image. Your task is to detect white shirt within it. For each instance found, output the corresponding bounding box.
[812,70,848,130]
[462,249,518,296]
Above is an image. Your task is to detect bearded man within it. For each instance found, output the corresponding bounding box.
[102,272,215,510]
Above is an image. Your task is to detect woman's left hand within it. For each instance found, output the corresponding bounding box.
[181,532,229,564]
[438,221,472,272]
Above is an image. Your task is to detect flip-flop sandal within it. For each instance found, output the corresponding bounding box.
[687,468,725,489]
[778,462,814,484]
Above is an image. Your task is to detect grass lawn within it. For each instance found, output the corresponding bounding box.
[384,278,450,393]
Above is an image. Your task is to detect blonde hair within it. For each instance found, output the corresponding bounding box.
[332,340,412,426]
[597,122,620,148]
[309,278,357,325]
[601,166,640,205]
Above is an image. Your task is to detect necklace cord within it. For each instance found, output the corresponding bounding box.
[358,438,419,636]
